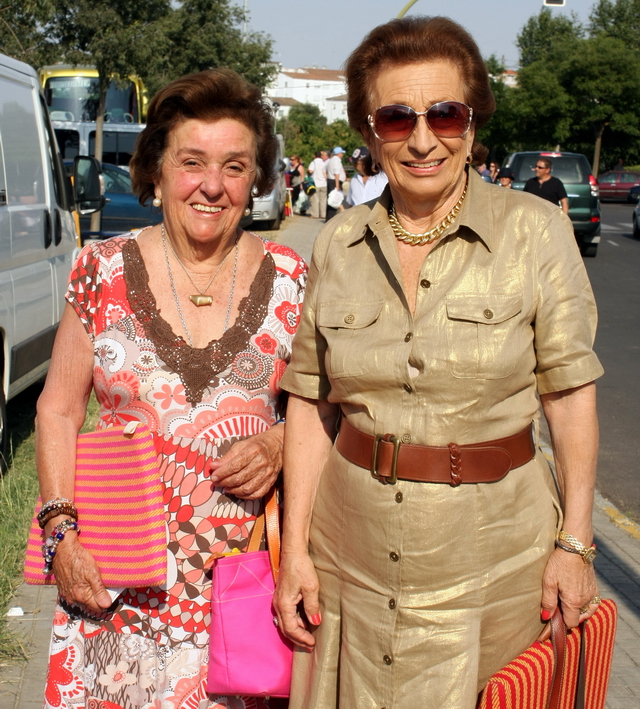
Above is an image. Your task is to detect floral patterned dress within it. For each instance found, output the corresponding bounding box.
[43,231,307,709]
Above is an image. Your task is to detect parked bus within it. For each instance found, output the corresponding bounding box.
[39,65,147,124]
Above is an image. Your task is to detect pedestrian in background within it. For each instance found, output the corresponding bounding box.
[308,150,328,219]
[288,154,306,212]
[346,146,388,206]
[523,157,569,215]
[325,146,346,221]
[497,167,514,188]
[489,160,500,183]
[274,15,602,709]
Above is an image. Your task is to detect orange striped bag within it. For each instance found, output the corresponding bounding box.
[24,422,166,588]
[478,599,617,709]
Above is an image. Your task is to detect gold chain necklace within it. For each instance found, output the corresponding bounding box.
[161,223,236,306]
[389,181,468,246]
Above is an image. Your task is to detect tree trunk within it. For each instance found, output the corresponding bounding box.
[592,124,605,177]
[89,84,108,235]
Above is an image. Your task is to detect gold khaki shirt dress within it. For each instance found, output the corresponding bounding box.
[280,169,604,709]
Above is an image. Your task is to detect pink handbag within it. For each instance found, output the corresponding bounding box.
[24,422,166,588]
[207,486,293,697]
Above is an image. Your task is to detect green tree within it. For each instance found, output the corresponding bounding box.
[516,8,584,67]
[589,0,640,48]
[154,0,276,96]
[0,0,58,66]
[277,103,327,164]
[476,55,519,164]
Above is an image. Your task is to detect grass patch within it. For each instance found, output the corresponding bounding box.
[0,385,99,664]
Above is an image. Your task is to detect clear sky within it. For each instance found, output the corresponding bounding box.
[245,0,592,71]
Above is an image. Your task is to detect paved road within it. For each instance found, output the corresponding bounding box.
[584,202,640,524]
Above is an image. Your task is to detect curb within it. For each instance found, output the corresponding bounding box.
[539,441,640,542]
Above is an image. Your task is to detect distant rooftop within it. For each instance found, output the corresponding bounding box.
[280,67,345,82]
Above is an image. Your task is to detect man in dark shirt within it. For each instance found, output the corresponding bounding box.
[523,158,569,215]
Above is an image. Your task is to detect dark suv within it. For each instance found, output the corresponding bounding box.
[503,151,601,257]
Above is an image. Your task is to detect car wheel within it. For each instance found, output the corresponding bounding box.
[633,214,640,239]
[267,210,281,231]
[0,385,8,475]
[580,242,598,257]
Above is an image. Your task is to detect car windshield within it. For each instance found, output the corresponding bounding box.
[102,166,132,194]
[511,155,589,184]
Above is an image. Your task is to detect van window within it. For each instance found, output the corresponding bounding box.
[511,155,589,185]
[0,79,45,205]
[54,129,80,159]
[0,132,6,206]
[89,130,139,166]
[40,95,69,210]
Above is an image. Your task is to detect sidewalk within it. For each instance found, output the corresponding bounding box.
[1,215,639,708]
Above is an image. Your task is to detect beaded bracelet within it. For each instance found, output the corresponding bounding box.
[37,498,78,529]
[42,519,79,574]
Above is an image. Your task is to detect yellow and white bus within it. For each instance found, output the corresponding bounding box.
[39,65,147,124]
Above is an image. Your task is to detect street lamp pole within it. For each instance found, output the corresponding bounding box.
[397,0,420,18]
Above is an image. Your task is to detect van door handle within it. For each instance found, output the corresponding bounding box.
[54,209,62,246]
[44,209,52,248]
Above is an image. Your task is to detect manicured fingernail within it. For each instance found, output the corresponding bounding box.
[310,614,321,625]
[541,609,551,621]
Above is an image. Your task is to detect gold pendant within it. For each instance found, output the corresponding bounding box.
[190,294,213,307]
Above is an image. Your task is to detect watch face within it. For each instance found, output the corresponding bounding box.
[583,547,597,564]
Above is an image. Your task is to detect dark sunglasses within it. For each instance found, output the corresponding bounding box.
[534,165,549,170]
[367,101,473,142]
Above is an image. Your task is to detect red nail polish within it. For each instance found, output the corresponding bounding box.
[310,614,321,625]
[541,609,552,621]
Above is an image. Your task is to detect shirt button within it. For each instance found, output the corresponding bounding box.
[483,309,494,320]
[404,332,413,342]
[395,491,403,503]
[403,384,412,394]
[383,654,393,665]
[401,433,411,443]
[389,551,399,562]
[344,314,355,324]
[420,279,431,288]
[388,598,397,610]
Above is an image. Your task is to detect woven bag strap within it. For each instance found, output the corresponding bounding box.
[545,609,588,709]
[546,609,567,709]
[245,486,281,583]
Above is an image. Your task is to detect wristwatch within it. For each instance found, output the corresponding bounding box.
[555,531,598,564]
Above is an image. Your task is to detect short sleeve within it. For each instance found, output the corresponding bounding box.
[533,210,604,394]
[279,226,332,401]
[65,243,103,341]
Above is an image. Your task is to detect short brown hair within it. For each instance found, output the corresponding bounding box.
[345,16,495,170]
[538,157,552,170]
[131,69,277,207]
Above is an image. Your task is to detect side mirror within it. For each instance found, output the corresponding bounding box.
[73,156,105,214]
[278,159,286,173]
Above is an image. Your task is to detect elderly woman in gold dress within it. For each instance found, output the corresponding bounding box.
[273,16,603,709]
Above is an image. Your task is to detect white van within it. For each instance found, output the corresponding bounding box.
[0,53,102,468]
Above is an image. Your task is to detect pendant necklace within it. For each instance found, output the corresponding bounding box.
[389,178,468,246]
[161,224,239,347]
[161,223,235,306]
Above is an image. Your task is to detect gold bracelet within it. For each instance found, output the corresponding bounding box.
[556,530,597,564]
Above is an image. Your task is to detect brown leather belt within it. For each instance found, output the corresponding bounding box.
[336,418,535,486]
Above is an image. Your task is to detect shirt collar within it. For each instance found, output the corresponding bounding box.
[352,168,497,252]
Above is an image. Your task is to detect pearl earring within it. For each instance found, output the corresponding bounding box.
[244,207,251,216]
[152,196,162,208]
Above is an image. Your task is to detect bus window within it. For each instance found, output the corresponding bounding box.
[89,130,140,167]
[53,129,80,159]
[44,76,139,123]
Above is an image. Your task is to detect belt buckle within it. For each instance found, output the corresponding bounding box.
[371,433,400,485]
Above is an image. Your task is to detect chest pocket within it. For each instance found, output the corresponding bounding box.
[446,294,523,379]
[317,300,383,378]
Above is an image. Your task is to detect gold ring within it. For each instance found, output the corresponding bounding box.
[590,595,602,605]
[579,605,589,614]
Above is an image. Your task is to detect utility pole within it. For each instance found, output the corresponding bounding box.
[243,0,248,41]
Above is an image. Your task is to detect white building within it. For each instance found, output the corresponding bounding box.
[266,67,347,122]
